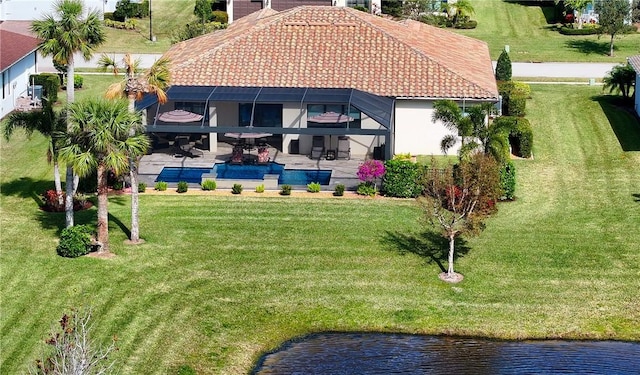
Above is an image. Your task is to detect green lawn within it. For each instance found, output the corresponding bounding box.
[1,81,639,373]
[453,0,640,62]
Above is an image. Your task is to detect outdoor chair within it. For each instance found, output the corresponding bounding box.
[310,136,324,160]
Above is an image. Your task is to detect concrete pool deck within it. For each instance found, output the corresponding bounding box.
[138,142,366,191]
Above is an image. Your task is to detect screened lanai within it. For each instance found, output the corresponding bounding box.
[136,86,395,159]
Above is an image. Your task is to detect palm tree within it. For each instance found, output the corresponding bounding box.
[446,0,474,26]
[98,53,171,243]
[3,103,66,203]
[603,63,636,100]
[58,98,150,254]
[433,100,511,163]
[31,0,106,228]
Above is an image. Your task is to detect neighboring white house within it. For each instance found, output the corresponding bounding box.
[0,0,116,21]
[138,6,498,159]
[0,22,41,119]
[628,55,640,118]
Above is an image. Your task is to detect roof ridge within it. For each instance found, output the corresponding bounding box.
[354,15,495,97]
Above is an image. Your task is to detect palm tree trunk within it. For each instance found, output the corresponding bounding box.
[128,95,141,243]
[447,233,456,278]
[96,164,109,253]
[129,158,141,242]
[65,165,74,228]
[54,162,63,205]
[67,56,75,104]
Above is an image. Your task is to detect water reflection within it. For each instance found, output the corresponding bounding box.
[252,333,639,374]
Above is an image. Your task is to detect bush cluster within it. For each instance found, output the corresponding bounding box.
[495,117,533,158]
[381,159,423,198]
[138,182,146,193]
[57,225,93,258]
[306,182,321,193]
[211,11,228,24]
[279,185,292,196]
[155,181,168,191]
[201,179,217,191]
[333,184,345,196]
[498,81,530,117]
[104,19,138,30]
[454,20,478,29]
[255,184,265,193]
[356,182,377,197]
[73,75,83,89]
[113,0,149,21]
[177,181,189,193]
[559,26,599,35]
[232,183,243,194]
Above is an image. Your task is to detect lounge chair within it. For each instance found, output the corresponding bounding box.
[310,136,324,160]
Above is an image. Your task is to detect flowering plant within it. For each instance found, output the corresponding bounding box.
[357,160,386,182]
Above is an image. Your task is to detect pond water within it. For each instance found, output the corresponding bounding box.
[252,333,639,374]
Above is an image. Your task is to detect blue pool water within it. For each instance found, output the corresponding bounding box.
[155,163,332,185]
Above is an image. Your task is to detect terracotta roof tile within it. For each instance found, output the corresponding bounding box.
[163,6,498,100]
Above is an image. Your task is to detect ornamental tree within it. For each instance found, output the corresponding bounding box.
[419,153,501,282]
[495,49,512,82]
[595,0,632,57]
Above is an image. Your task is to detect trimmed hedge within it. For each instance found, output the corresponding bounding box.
[510,118,533,158]
[498,81,529,117]
[508,94,527,117]
[500,161,516,201]
[454,20,478,29]
[559,26,599,35]
[381,159,423,198]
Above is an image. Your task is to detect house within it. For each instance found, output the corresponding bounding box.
[0,0,116,21]
[137,6,498,159]
[223,0,382,23]
[0,21,41,119]
[629,55,640,117]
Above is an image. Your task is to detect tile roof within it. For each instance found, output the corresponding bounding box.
[628,55,640,73]
[0,22,40,71]
[164,6,498,100]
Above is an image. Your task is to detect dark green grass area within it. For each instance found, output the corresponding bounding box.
[1,85,639,373]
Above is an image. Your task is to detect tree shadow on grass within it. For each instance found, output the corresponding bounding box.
[633,194,640,203]
[1,177,52,206]
[565,39,612,57]
[381,230,470,273]
[592,95,640,151]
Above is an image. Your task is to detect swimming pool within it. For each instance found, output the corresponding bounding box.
[156,163,332,186]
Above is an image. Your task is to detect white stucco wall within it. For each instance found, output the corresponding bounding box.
[0,0,116,21]
[394,99,460,156]
[635,75,640,117]
[1,51,38,119]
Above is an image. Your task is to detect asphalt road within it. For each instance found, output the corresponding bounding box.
[41,52,620,79]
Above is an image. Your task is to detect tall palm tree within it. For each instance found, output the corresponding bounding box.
[58,98,150,254]
[31,0,106,228]
[98,53,171,243]
[3,103,66,203]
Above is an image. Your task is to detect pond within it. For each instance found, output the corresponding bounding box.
[252,333,639,374]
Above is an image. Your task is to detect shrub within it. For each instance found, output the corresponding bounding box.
[507,94,527,117]
[280,184,292,196]
[42,190,65,212]
[512,81,531,98]
[232,183,243,194]
[357,182,377,197]
[352,5,369,12]
[177,181,189,193]
[73,74,83,89]
[103,12,115,21]
[381,159,423,198]
[495,49,512,81]
[419,14,450,27]
[138,182,146,193]
[112,180,124,191]
[500,161,516,201]
[559,26,599,35]
[255,184,265,193]
[210,10,228,24]
[307,182,321,193]
[333,183,345,197]
[510,118,534,158]
[57,225,93,258]
[155,181,168,191]
[357,159,386,183]
[201,179,217,191]
[454,20,478,29]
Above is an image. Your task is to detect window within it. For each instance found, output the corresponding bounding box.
[347,0,370,9]
[307,104,361,129]
[239,103,282,127]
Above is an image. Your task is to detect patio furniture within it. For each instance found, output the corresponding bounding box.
[231,144,244,164]
[311,136,324,160]
[257,146,270,163]
[337,136,350,160]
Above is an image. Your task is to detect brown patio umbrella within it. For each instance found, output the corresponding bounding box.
[307,111,354,124]
[157,109,203,123]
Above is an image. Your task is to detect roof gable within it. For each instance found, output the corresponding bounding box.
[0,27,40,71]
[163,6,498,100]
[629,55,640,73]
